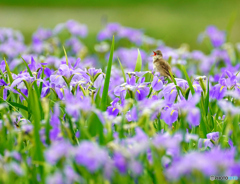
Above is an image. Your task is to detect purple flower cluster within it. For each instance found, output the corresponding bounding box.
[0,21,240,183]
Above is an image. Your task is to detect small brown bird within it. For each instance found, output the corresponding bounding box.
[151,50,175,80]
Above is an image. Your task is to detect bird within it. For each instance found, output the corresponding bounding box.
[151,50,175,80]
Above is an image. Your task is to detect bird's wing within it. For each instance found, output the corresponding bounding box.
[159,59,171,76]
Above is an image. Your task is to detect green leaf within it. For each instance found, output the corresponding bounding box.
[45,114,51,146]
[169,70,181,97]
[101,36,114,111]
[93,72,102,82]
[78,85,87,96]
[181,65,195,95]
[134,49,142,72]
[0,98,28,112]
[8,101,28,111]
[185,88,191,99]
[62,76,70,89]
[4,58,13,83]
[204,77,210,116]
[28,88,45,182]
[88,112,104,145]
[63,46,69,66]
[95,88,101,109]
[199,96,208,137]
[39,68,44,95]
[117,57,126,83]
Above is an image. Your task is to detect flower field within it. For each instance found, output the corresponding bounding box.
[0,20,240,183]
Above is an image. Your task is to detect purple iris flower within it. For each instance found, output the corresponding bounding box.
[151,76,163,91]
[87,68,104,88]
[219,70,237,88]
[107,98,120,117]
[198,132,220,149]
[45,140,73,165]
[0,30,26,58]
[128,160,143,175]
[210,84,227,100]
[206,26,226,47]
[49,103,62,141]
[113,152,127,174]
[66,20,88,38]
[0,79,7,86]
[126,106,138,122]
[41,80,64,99]
[64,90,92,120]
[31,28,53,54]
[159,83,177,104]
[114,76,150,101]
[75,141,108,172]
[97,23,120,41]
[32,27,52,41]
[160,106,178,126]
[191,50,205,61]
[46,171,63,184]
[4,72,35,101]
[177,94,201,126]
[57,64,72,78]
[87,68,102,78]
[137,97,166,120]
[28,57,45,73]
[0,60,5,72]
[207,132,219,143]
[218,100,240,115]
[70,71,91,87]
[210,70,237,100]
[186,107,200,126]
[152,132,182,158]
[98,23,144,45]
[192,81,203,94]
[65,37,84,54]
[198,138,214,149]
[165,148,237,180]
[135,86,150,101]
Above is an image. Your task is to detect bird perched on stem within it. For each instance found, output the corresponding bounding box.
[151,50,175,80]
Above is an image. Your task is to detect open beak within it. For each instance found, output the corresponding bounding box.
[151,51,157,57]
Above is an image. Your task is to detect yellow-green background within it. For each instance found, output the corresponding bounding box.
[0,0,239,51]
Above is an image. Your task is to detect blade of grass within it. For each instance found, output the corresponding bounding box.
[181,65,195,95]
[117,57,126,83]
[134,49,142,72]
[63,46,69,66]
[169,70,180,97]
[101,36,114,111]
[1,101,28,112]
[29,88,45,182]
[204,77,209,116]
[4,58,13,83]
[39,68,44,95]
[88,112,104,145]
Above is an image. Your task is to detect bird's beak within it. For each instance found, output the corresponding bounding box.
[151,51,157,57]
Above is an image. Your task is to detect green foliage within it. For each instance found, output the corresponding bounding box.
[101,36,114,111]
[118,57,127,83]
[134,49,142,72]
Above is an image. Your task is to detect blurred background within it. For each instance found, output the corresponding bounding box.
[0,0,239,52]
